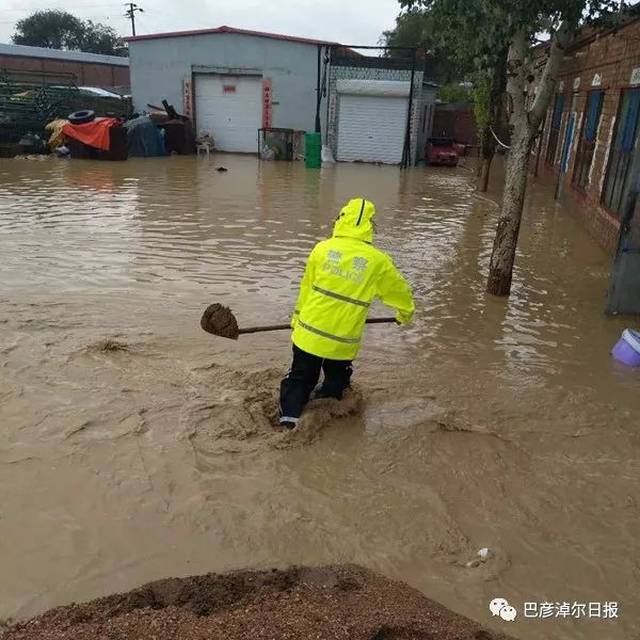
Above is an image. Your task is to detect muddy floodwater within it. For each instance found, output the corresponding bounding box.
[1,156,639,639]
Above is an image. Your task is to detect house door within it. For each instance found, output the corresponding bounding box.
[602,88,640,216]
[573,90,604,190]
[546,93,565,165]
[555,110,576,199]
[606,159,640,315]
[560,112,576,173]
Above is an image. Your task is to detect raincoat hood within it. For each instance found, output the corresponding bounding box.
[332,198,376,243]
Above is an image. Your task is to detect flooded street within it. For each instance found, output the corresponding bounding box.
[1,155,639,639]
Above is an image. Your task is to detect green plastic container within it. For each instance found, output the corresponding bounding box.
[305,132,321,169]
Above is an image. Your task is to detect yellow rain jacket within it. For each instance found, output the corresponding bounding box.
[291,198,415,360]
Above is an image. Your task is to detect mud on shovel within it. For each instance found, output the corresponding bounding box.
[200,303,396,339]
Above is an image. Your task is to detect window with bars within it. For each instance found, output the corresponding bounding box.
[573,90,604,190]
[602,88,640,216]
[546,93,565,165]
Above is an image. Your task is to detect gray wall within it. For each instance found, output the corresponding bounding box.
[128,33,322,133]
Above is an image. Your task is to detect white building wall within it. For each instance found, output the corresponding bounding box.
[128,33,323,133]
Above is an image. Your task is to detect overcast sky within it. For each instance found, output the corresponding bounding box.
[1,0,401,46]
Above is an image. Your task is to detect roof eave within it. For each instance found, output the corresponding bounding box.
[124,25,340,47]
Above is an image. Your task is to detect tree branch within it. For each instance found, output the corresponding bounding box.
[529,20,572,126]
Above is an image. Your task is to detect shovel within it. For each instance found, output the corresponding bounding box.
[200,303,396,340]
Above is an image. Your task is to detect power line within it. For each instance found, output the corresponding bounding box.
[2,3,121,12]
[0,15,125,26]
[124,2,143,37]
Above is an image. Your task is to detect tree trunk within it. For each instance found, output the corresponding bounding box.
[477,142,495,192]
[486,22,570,297]
[477,118,497,192]
[476,50,507,194]
[486,125,533,295]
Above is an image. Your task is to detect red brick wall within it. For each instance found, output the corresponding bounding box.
[539,18,640,252]
[432,104,477,145]
[0,53,129,88]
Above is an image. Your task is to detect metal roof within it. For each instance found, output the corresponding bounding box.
[124,25,340,46]
[0,42,129,66]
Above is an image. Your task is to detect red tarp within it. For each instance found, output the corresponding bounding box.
[62,118,120,151]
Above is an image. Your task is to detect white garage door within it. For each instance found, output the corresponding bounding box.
[195,75,261,153]
[337,94,408,164]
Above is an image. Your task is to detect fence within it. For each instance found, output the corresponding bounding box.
[0,68,132,144]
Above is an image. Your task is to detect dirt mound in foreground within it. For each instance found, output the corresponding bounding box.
[5,565,515,640]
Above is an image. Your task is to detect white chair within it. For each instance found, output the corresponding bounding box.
[196,131,215,159]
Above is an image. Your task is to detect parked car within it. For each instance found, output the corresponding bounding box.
[79,86,130,99]
[426,137,460,166]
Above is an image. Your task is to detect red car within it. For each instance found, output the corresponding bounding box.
[426,137,460,166]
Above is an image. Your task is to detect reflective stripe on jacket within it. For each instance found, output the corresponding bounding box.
[291,198,415,360]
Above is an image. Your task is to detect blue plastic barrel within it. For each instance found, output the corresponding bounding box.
[612,329,640,367]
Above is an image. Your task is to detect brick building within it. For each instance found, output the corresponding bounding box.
[432,102,477,146]
[539,15,640,252]
[0,43,129,90]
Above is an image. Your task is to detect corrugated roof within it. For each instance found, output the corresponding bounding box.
[0,42,129,66]
[124,25,340,46]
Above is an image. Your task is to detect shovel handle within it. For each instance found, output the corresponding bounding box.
[238,324,291,335]
[238,316,397,336]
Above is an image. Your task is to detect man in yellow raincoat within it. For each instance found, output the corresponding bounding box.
[279,197,415,429]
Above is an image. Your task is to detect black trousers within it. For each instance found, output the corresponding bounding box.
[279,345,353,422]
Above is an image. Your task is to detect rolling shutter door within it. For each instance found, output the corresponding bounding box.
[195,75,261,153]
[336,80,410,164]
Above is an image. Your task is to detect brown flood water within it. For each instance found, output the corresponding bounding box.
[1,155,639,639]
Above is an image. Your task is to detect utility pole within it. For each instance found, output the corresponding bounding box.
[124,2,144,37]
